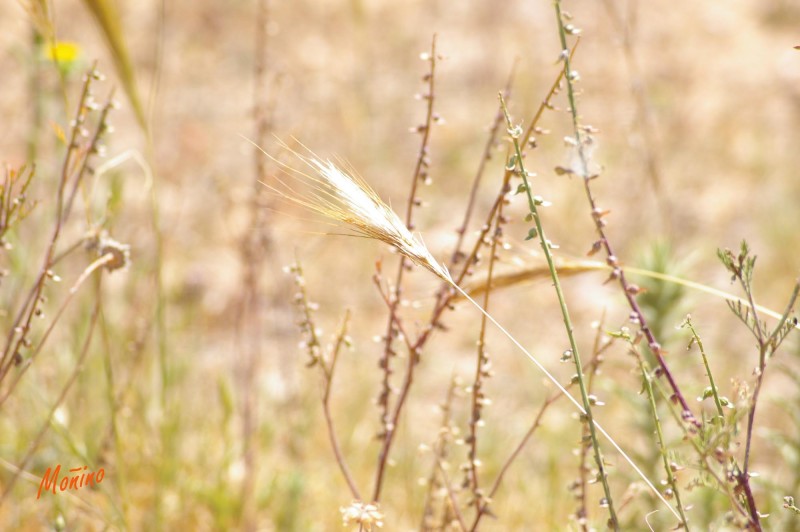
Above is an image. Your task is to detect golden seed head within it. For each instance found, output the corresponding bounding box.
[263,141,452,284]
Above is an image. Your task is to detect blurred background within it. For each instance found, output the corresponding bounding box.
[0,0,799,529]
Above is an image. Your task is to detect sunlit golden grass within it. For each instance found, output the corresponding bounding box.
[1,1,799,531]
[255,140,453,284]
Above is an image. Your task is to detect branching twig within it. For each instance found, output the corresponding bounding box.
[718,242,800,530]
[500,93,620,529]
[290,262,362,500]
[551,1,698,428]
[0,285,102,507]
[470,335,611,531]
[415,46,574,365]
[420,376,459,530]
[449,64,516,269]
[0,67,113,389]
[373,34,439,503]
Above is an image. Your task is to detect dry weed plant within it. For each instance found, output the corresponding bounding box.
[264,10,800,532]
[2,1,799,531]
[0,66,131,510]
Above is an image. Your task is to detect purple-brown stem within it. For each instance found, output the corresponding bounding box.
[0,69,110,392]
[551,13,697,427]
[465,174,507,508]
[372,35,438,503]
[735,280,798,530]
[449,64,515,269]
[420,376,458,529]
[373,46,572,507]
[0,285,102,507]
[469,343,609,531]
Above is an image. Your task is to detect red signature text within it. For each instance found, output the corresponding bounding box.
[37,465,106,499]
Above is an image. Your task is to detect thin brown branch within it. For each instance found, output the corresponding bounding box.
[414,49,573,361]
[449,63,516,268]
[0,67,111,386]
[465,164,509,509]
[323,310,362,500]
[0,252,115,408]
[435,458,468,532]
[552,13,697,427]
[290,262,361,500]
[372,34,439,503]
[420,376,458,530]
[469,337,611,531]
[0,286,102,507]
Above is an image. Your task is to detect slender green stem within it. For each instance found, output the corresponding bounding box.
[551,0,697,423]
[682,317,725,421]
[636,350,690,529]
[499,95,619,530]
[450,283,678,522]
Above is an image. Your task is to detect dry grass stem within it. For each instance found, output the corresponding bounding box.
[263,148,682,523]
[462,260,799,328]
[254,140,453,284]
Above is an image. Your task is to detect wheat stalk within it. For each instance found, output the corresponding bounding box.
[259,143,682,523]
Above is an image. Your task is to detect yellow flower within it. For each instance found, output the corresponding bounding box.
[43,41,81,64]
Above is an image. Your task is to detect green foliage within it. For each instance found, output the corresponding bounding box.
[636,240,688,343]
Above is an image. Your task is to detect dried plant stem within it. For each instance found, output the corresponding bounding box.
[0,252,114,408]
[236,2,274,526]
[373,34,438,503]
[0,67,100,381]
[450,283,679,522]
[420,376,458,530]
[291,262,362,499]
[0,165,36,241]
[270,144,682,522]
[0,288,101,507]
[324,310,362,500]
[471,394,555,531]
[421,49,573,354]
[449,63,515,268]
[465,163,508,509]
[267,52,682,516]
[465,262,800,329]
[500,94,619,529]
[435,458,468,532]
[575,314,610,531]
[470,337,610,531]
[551,0,697,426]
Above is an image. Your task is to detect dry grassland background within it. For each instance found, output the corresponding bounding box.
[0,0,799,530]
